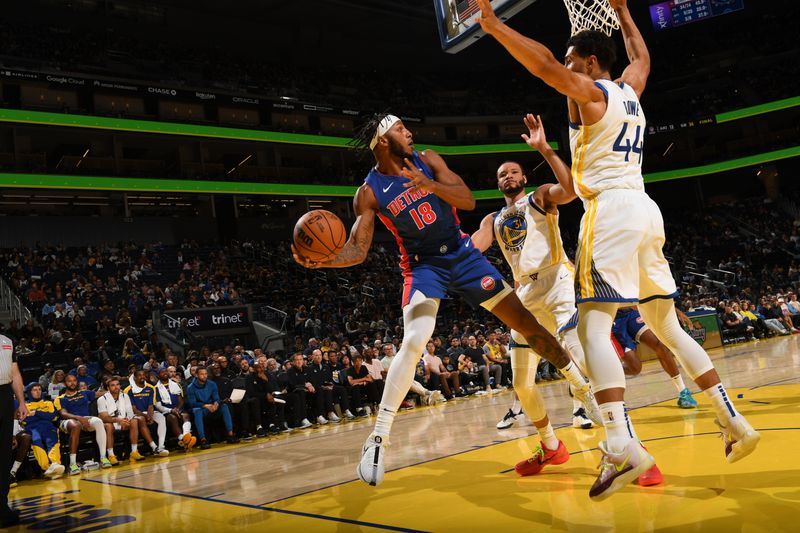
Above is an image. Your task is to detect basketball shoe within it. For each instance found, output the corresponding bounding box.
[677,388,698,409]
[589,440,655,501]
[497,408,523,429]
[572,408,594,429]
[715,417,760,463]
[570,383,603,427]
[357,434,387,486]
[515,440,569,476]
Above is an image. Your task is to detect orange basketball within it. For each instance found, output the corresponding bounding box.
[293,210,347,262]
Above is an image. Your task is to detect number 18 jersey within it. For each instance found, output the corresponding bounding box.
[569,79,646,202]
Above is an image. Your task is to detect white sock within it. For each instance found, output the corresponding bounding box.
[150,441,158,451]
[131,444,138,452]
[511,396,522,414]
[671,374,687,393]
[537,423,558,450]
[705,383,739,423]
[374,406,397,438]
[11,460,22,474]
[107,449,115,457]
[182,421,192,435]
[601,401,635,453]
[70,454,77,466]
[559,362,587,390]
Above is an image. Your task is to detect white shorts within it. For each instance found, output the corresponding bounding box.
[60,416,102,432]
[575,189,678,304]
[510,262,577,345]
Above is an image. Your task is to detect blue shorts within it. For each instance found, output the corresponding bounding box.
[612,309,648,351]
[402,237,509,308]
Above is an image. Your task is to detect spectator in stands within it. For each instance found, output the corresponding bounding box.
[48,370,66,400]
[345,353,378,416]
[186,367,238,448]
[154,368,197,449]
[75,365,98,389]
[363,348,385,398]
[55,374,114,474]
[234,360,268,438]
[252,362,290,434]
[460,335,493,394]
[305,349,347,424]
[722,304,754,340]
[749,300,789,335]
[423,342,461,400]
[124,369,169,458]
[285,353,314,429]
[482,331,509,388]
[38,364,53,391]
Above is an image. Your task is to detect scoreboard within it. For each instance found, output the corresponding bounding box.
[649,0,744,31]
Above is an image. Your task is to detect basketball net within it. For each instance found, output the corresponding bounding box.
[562,0,620,36]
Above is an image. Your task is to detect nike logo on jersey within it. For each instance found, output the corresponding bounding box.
[382,183,393,193]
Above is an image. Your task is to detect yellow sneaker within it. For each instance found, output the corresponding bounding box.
[107,454,119,466]
[130,450,146,462]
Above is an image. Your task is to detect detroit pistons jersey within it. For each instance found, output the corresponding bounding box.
[569,79,647,201]
[365,151,464,265]
[493,193,565,282]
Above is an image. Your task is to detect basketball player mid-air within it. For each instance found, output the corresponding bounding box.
[471,114,597,475]
[477,0,759,500]
[293,114,601,486]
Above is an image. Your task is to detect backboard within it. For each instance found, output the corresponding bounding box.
[434,0,538,54]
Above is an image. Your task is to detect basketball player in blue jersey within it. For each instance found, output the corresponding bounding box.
[293,113,599,486]
[478,0,758,500]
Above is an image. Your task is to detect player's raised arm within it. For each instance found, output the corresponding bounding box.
[476,0,604,105]
[471,213,497,253]
[610,0,650,97]
[292,185,377,269]
[408,150,476,211]
[521,114,576,208]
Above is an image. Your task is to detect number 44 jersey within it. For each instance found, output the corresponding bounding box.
[569,79,646,202]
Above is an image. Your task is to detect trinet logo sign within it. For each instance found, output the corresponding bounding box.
[211,312,245,325]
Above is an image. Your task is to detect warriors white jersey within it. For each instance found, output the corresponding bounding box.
[493,193,565,282]
[569,79,646,201]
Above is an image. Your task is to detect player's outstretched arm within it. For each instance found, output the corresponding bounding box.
[610,0,650,97]
[407,150,476,211]
[521,114,576,207]
[476,0,604,105]
[471,213,496,253]
[292,185,377,269]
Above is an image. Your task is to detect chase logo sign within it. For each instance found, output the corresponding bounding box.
[11,491,135,531]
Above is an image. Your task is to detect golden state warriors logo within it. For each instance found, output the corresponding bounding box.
[497,211,527,252]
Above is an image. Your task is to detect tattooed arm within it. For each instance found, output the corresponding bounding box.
[292,184,377,269]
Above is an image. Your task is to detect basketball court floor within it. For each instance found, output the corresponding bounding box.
[9,335,799,532]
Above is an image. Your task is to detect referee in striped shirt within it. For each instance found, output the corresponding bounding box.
[1,334,27,528]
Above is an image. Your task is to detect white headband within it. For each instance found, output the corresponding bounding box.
[369,115,401,150]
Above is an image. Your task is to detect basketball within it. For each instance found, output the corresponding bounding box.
[293,209,347,262]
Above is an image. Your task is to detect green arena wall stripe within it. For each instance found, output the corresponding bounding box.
[715,96,800,124]
[0,146,796,198]
[0,108,556,154]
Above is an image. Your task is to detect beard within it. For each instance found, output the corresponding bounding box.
[501,183,525,197]
[388,137,413,159]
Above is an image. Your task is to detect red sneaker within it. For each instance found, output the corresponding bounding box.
[515,440,570,476]
[637,463,664,486]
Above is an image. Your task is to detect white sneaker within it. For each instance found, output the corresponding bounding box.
[156,447,170,457]
[273,398,286,405]
[299,418,313,429]
[364,405,373,416]
[496,408,522,430]
[357,434,387,486]
[423,391,434,406]
[715,416,760,463]
[572,408,594,429]
[570,382,603,427]
[328,411,341,423]
[344,409,355,419]
[474,390,488,396]
[316,415,329,425]
[431,390,445,403]
[44,463,65,479]
[589,440,654,501]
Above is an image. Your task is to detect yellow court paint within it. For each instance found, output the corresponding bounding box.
[8,383,799,532]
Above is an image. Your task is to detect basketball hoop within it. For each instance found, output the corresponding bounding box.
[562,0,620,36]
